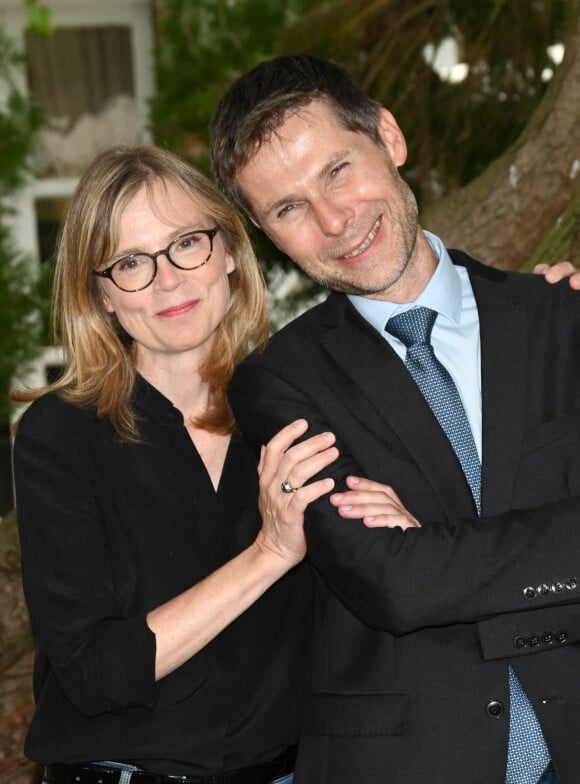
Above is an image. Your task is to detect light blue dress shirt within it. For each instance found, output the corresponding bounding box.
[348,230,482,459]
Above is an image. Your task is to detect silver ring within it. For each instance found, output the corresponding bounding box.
[281,480,298,494]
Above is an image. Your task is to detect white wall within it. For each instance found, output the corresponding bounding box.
[2,0,156,408]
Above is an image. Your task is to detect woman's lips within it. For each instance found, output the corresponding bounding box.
[157,300,198,318]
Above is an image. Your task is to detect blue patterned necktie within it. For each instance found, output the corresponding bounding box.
[386,306,550,784]
[386,306,480,511]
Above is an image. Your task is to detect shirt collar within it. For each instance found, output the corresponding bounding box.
[347,230,463,332]
[132,373,184,424]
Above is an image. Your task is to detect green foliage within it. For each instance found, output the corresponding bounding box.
[0,229,51,421]
[25,0,52,35]
[0,31,44,189]
[151,0,319,172]
[0,28,46,424]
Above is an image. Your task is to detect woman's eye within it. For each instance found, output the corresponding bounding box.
[178,233,201,250]
[117,258,137,272]
[117,256,146,273]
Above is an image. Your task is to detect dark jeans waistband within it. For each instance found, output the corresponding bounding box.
[43,747,296,784]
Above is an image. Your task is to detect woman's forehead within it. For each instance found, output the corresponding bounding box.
[120,179,209,230]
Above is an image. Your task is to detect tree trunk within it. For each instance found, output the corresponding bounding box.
[422,7,580,271]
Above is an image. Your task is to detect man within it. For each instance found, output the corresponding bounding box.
[210,55,580,784]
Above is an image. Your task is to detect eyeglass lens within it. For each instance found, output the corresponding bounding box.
[112,230,213,291]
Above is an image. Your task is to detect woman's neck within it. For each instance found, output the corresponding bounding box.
[137,358,211,423]
[137,356,231,491]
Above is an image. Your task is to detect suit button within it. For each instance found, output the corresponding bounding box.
[552,581,565,593]
[542,631,554,645]
[486,700,504,718]
[513,636,526,648]
[528,633,541,646]
[556,629,568,644]
[538,583,551,596]
[523,586,536,599]
[566,577,578,590]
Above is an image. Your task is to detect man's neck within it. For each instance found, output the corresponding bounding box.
[372,227,439,304]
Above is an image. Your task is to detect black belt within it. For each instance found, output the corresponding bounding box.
[43,747,296,784]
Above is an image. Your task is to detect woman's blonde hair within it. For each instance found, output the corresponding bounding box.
[13,145,269,437]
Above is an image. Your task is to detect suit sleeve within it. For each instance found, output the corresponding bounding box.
[229,361,580,641]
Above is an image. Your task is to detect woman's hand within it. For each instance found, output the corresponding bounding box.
[256,419,338,564]
[533,260,580,289]
[330,476,421,530]
[148,421,337,679]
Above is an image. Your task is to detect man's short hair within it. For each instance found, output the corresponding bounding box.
[210,54,382,217]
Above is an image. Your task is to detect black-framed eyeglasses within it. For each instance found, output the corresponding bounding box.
[92,227,219,292]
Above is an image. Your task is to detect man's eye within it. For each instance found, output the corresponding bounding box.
[330,162,348,178]
[277,204,296,219]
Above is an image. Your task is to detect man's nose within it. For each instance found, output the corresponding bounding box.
[313,196,353,236]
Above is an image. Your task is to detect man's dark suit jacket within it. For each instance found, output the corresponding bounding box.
[229,250,580,784]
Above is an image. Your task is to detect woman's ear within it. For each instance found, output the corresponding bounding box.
[102,290,115,313]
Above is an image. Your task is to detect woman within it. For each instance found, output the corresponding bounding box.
[12,146,399,784]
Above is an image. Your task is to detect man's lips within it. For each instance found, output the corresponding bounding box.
[338,217,382,261]
[156,300,198,318]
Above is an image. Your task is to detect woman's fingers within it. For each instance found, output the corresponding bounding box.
[259,420,338,490]
[259,419,309,480]
[256,422,338,564]
[278,438,338,490]
[534,260,580,288]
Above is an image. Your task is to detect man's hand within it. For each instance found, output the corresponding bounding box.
[330,476,421,530]
[534,261,580,289]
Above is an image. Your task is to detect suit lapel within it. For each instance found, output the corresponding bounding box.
[470,270,527,517]
[318,250,529,522]
[319,298,477,519]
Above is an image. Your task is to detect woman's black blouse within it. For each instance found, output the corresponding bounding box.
[13,377,315,775]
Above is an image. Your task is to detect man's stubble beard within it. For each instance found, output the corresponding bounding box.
[302,177,420,298]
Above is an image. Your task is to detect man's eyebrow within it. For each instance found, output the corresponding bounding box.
[319,149,352,181]
[263,149,353,219]
[264,193,302,219]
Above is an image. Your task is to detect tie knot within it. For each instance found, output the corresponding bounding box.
[386,306,437,348]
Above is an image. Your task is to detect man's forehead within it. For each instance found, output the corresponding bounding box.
[245,100,339,157]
